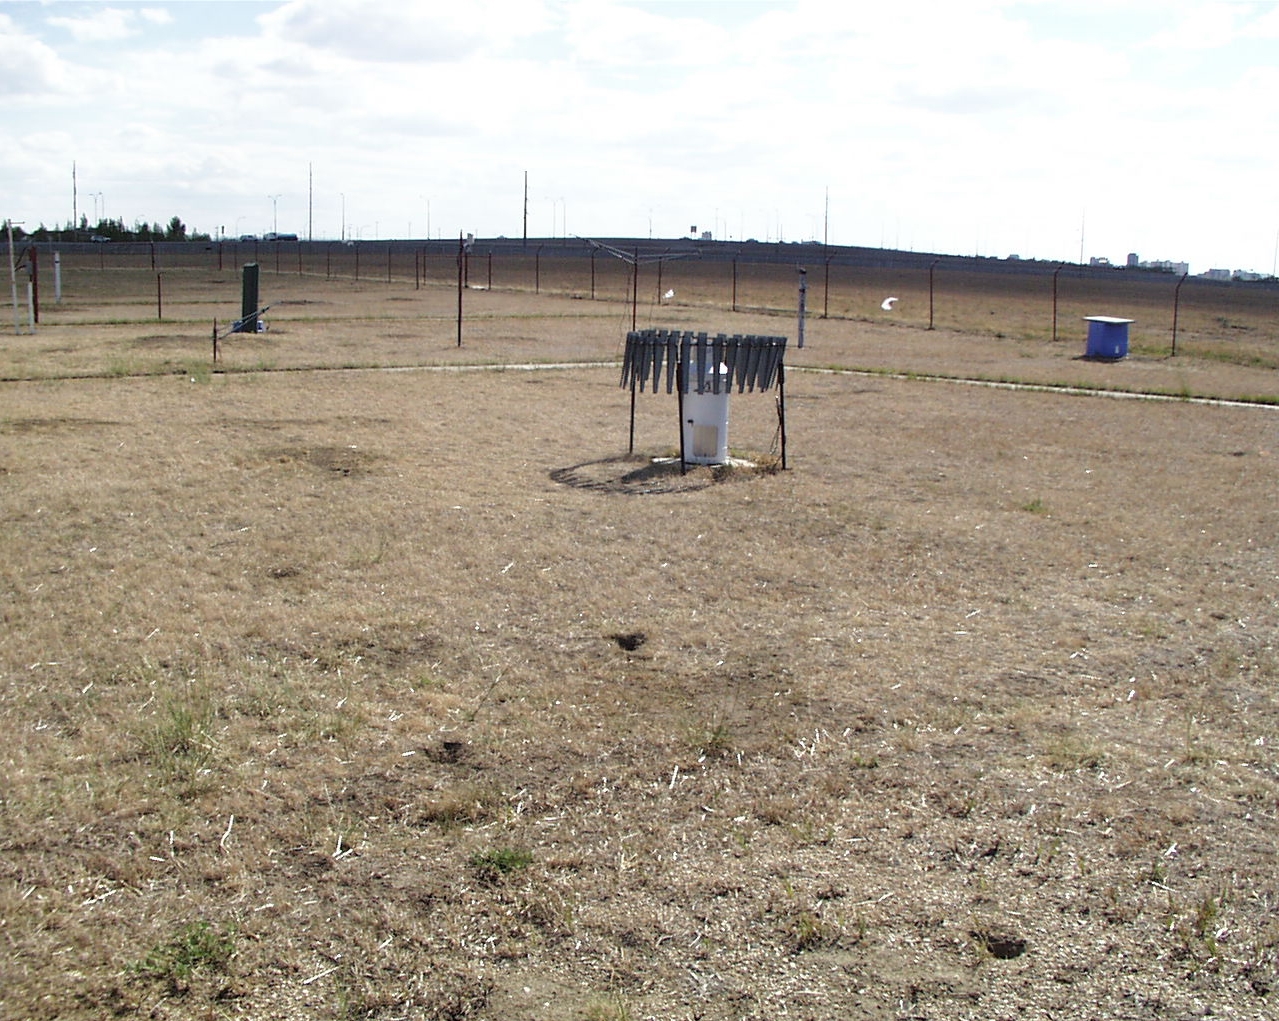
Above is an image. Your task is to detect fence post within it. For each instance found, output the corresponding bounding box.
[456,233,464,347]
[1171,271,1188,356]
[28,246,39,324]
[631,250,638,331]
[1052,262,1065,341]
[823,254,831,319]
[928,258,940,330]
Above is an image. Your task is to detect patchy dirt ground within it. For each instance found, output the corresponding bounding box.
[1,270,1277,1020]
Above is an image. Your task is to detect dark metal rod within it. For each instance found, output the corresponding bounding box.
[778,360,788,471]
[928,258,939,330]
[676,358,686,475]
[1172,271,1188,356]
[823,255,831,319]
[1052,262,1065,341]
[628,373,637,455]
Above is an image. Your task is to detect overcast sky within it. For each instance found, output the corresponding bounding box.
[4,0,1278,272]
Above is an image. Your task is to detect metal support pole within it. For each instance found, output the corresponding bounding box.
[631,250,639,332]
[797,267,807,348]
[28,246,38,324]
[628,373,637,455]
[778,360,788,471]
[7,221,19,334]
[928,258,940,330]
[1172,271,1188,356]
[1052,263,1065,341]
[823,255,831,319]
[456,233,464,347]
[676,359,687,476]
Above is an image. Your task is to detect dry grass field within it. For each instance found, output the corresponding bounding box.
[2,255,1277,1020]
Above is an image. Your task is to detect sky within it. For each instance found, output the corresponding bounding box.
[3,0,1278,273]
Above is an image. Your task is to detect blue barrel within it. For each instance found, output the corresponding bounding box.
[1084,316,1133,359]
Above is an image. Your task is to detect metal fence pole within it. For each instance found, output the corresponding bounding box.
[1171,271,1188,356]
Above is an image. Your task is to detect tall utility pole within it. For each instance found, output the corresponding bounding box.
[523,171,528,248]
[269,194,281,236]
[72,162,77,235]
[308,163,313,242]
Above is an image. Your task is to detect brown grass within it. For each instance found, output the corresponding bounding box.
[1,259,1277,1019]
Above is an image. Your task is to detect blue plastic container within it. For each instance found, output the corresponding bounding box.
[1084,316,1133,359]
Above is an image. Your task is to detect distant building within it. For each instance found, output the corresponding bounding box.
[1089,256,1111,267]
[1138,258,1190,275]
[1203,268,1232,281]
[1126,252,1139,268]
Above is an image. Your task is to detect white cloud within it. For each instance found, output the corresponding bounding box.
[259,0,553,63]
[47,7,140,43]
[0,13,69,96]
[5,0,1276,269]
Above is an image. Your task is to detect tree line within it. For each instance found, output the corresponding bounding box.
[8,215,212,243]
